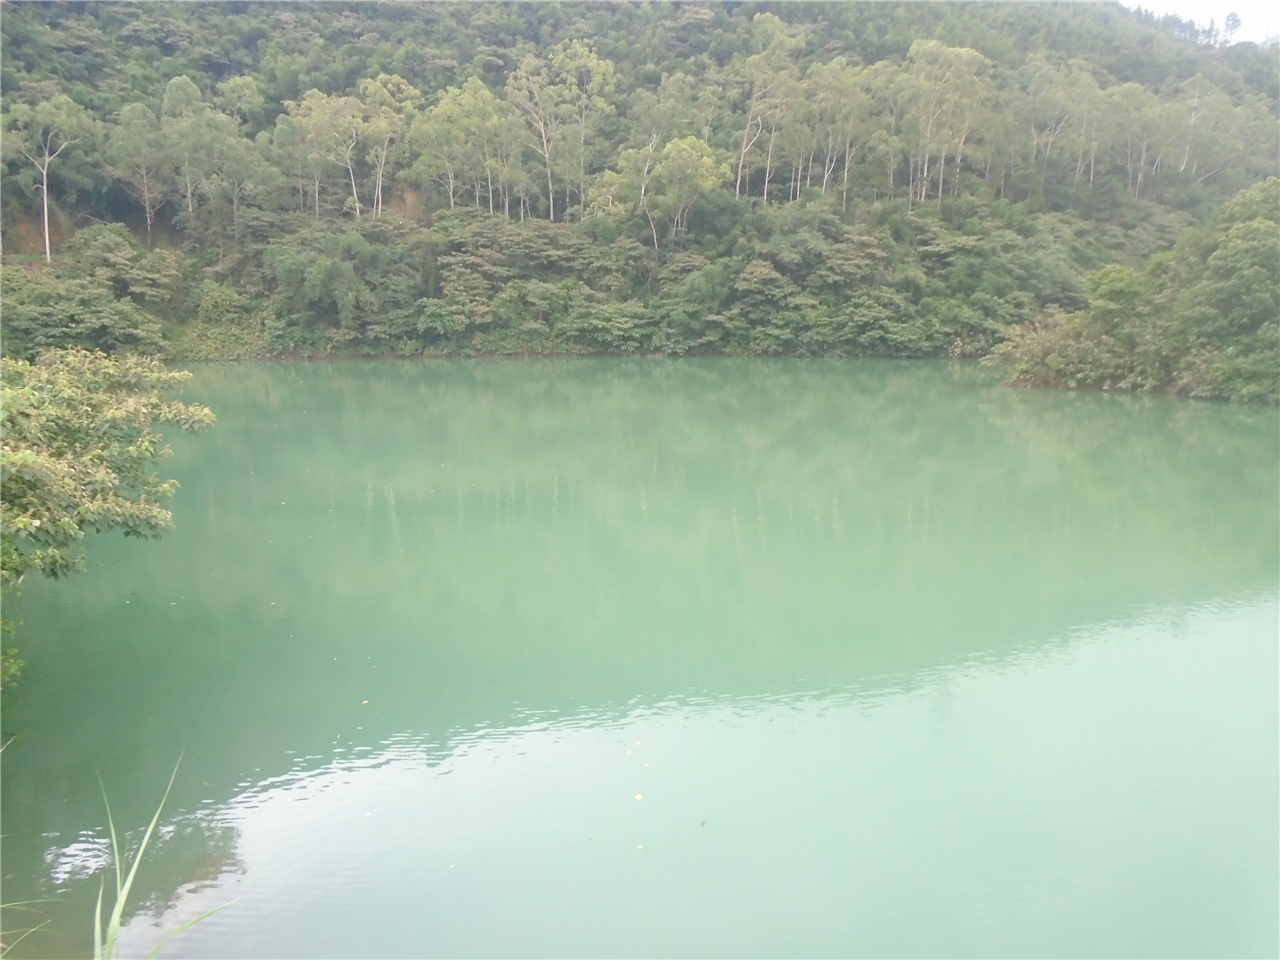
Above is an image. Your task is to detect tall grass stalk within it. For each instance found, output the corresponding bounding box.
[94,756,238,960]
[0,901,57,956]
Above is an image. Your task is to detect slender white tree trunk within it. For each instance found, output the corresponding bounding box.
[763,120,778,200]
[841,136,854,213]
[736,110,764,199]
[41,163,51,262]
[579,123,587,215]
[346,159,362,219]
[141,167,154,245]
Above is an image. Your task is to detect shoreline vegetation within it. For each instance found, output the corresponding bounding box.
[1,1,1277,401]
[0,4,1275,951]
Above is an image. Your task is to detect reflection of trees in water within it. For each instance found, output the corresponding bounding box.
[54,585,1280,949]
[5,360,1275,956]
[142,816,244,902]
[980,387,1278,579]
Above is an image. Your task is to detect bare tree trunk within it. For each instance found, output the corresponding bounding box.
[536,129,554,221]
[638,171,660,251]
[346,159,362,219]
[22,136,74,261]
[952,129,971,199]
[373,142,393,216]
[579,124,587,217]
[841,136,854,213]
[763,120,778,200]
[140,167,154,245]
[736,112,764,199]
[821,133,838,194]
[41,163,51,262]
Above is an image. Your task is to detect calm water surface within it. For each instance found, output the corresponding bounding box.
[2,360,1276,958]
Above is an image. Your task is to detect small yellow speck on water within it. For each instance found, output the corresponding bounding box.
[637,844,643,849]
[635,794,643,800]
[645,763,649,767]
[449,864,455,868]
[635,741,642,746]
[626,749,631,756]
[362,700,369,704]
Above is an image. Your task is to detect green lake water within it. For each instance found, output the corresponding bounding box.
[2,359,1276,958]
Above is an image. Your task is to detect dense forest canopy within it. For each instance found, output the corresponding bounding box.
[1,1,1276,397]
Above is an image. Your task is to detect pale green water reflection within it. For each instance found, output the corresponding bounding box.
[2,360,1276,957]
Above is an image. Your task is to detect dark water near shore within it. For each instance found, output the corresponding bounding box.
[2,360,1276,957]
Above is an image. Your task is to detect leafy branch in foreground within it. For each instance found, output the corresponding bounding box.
[0,349,214,682]
[0,348,215,585]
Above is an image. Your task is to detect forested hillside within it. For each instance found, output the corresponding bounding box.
[1,2,1276,397]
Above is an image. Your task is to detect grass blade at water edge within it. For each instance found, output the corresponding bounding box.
[95,755,181,958]
[101,762,180,957]
[93,879,104,960]
[146,898,241,960]
[96,775,123,902]
[0,917,53,957]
